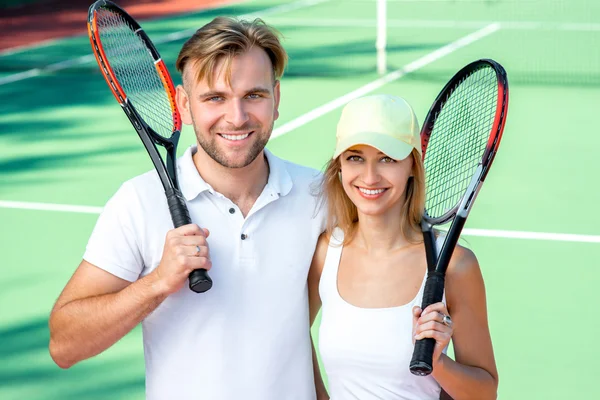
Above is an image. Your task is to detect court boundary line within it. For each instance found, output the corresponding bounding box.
[265,17,600,31]
[272,22,500,138]
[1,200,597,243]
[0,0,330,86]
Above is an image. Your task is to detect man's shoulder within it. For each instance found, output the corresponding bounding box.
[104,168,164,212]
[123,168,163,195]
[277,156,322,183]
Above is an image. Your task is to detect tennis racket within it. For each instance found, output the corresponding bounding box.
[87,0,213,293]
[409,59,508,375]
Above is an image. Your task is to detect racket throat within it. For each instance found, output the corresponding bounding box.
[421,221,438,270]
[162,130,181,191]
[457,164,484,218]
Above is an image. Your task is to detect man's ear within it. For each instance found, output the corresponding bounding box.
[176,84,193,125]
[273,79,281,121]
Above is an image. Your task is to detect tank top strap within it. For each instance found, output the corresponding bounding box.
[318,227,345,304]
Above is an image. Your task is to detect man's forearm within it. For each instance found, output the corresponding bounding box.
[49,272,167,368]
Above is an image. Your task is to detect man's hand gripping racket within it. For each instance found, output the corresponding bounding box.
[410,59,509,375]
[87,0,213,293]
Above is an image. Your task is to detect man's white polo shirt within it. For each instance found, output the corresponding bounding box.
[83,146,326,400]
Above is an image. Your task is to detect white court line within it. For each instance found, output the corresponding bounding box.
[462,229,600,244]
[266,17,600,32]
[1,200,597,243]
[0,38,59,57]
[272,22,501,139]
[0,200,103,214]
[0,0,330,86]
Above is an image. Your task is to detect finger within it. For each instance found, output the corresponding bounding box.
[187,245,209,258]
[186,256,212,271]
[414,329,452,343]
[414,320,453,337]
[176,252,212,270]
[412,306,421,339]
[412,306,422,318]
[422,302,449,317]
[178,235,209,247]
[417,311,446,325]
[173,223,204,237]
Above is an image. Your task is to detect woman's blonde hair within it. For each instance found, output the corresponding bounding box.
[175,17,288,87]
[320,148,425,245]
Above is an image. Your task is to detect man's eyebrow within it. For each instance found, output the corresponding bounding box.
[245,87,271,95]
[197,87,271,98]
[197,90,227,98]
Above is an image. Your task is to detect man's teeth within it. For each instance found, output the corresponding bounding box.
[359,188,385,195]
[221,133,250,141]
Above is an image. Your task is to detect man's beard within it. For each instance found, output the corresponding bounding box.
[194,121,273,169]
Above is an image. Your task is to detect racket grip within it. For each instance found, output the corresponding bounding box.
[409,271,446,376]
[166,189,213,293]
[166,189,192,227]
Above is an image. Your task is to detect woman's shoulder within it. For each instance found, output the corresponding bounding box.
[448,244,479,274]
[311,228,345,274]
[445,244,485,309]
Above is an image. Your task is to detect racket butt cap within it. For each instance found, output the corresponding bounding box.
[409,361,433,376]
[189,270,213,293]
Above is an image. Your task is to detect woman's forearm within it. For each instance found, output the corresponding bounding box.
[432,354,498,400]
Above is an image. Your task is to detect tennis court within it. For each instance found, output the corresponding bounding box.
[1,0,599,398]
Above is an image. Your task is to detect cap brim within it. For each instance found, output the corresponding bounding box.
[333,132,418,160]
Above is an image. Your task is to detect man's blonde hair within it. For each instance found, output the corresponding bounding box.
[320,148,425,245]
[175,17,288,87]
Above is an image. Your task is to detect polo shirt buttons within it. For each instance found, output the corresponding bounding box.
[229,208,235,214]
[241,234,247,240]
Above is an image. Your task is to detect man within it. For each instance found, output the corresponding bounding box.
[49,17,328,400]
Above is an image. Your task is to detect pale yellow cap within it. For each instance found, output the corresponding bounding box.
[333,94,421,160]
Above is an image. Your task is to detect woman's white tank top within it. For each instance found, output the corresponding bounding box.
[318,228,446,400]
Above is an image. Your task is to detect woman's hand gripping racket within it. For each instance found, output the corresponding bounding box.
[87,0,213,293]
[409,59,509,375]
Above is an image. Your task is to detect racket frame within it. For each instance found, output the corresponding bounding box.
[87,0,212,293]
[410,59,508,375]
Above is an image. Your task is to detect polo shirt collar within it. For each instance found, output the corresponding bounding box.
[263,148,293,198]
[178,146,293,201]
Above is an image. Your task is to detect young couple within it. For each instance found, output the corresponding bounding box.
[49,16,497,400]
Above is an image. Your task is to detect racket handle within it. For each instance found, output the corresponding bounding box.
[409,271,446,376]
[188,269,213,293]
[166,189,213,293]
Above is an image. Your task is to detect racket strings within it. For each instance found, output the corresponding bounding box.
[95,8,175,138]
[424,66,498,219]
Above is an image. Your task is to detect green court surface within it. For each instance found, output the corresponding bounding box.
[1,0,599,398]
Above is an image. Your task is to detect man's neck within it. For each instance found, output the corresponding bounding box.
[192,147,270,217]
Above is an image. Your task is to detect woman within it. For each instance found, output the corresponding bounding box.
[308,94,498,400]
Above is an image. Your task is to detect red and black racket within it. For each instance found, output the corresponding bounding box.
[87,0,213,293]
[409,59,508,375]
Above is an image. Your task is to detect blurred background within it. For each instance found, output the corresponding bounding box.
[1,0,599,398]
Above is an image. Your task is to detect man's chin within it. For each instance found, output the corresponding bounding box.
[212,151,262,169]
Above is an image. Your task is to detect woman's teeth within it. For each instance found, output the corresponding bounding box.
[359,188,385,195]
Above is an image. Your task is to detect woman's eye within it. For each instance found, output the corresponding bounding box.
[346,155,362,162]
[381,156,395,163]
